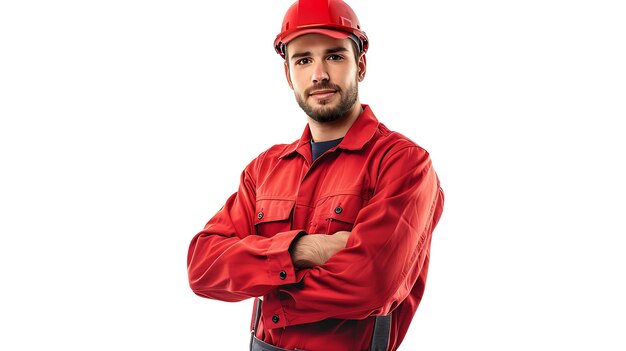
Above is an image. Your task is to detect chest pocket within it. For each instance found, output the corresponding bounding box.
[254,199,295,237]
[313,194,364,235]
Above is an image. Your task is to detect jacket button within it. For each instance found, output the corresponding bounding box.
[279,271,287,280]
[272,315,280,323]
[334,206,343,214]
[257,211,264,220]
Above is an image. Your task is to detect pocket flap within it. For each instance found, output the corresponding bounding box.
[317,194,363,224]
[254,199,295,224]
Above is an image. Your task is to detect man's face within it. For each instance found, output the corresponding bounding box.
[284,34,365,123]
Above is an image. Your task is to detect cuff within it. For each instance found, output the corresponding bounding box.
[265,230,306,286]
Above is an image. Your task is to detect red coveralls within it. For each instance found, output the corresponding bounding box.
[187,105,444,350]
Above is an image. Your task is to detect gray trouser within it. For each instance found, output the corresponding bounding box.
[250,298,391,351]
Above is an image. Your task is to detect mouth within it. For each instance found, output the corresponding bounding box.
[309,89,337,100]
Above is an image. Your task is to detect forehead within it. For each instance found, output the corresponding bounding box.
[286,33,354,56]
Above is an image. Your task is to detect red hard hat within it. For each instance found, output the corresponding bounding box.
[274,0,369,58]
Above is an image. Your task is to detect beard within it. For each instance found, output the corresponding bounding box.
[295,78,359,123]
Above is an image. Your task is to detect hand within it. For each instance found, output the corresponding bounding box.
[290,231,351,268]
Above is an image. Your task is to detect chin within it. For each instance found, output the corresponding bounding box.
[309,95,337,105]
[313,100,334,107]
[311,104,338,115]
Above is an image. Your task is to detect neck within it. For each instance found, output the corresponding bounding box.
[308,102,363,142]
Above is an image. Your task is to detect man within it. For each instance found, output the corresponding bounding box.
[187,0,444,350]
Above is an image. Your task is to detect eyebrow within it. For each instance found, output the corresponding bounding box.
[290,47,349,62]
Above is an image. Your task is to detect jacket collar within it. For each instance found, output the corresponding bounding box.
[279,104,379,160]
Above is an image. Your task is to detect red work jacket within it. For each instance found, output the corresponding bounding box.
[187,105,444,351]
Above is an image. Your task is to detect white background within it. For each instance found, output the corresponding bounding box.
[1,0,625,350]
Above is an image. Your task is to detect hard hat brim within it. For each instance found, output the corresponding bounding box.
[281,28,351,45]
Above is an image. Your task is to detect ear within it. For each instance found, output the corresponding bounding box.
[284,61,294,90]
[357,53,367,82]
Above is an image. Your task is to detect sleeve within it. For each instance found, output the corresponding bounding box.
[187,153,304,302]
[261,146,444,328]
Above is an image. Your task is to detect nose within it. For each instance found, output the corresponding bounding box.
[311,61,329,84]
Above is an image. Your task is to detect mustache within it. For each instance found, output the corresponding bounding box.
[305,82,341,96]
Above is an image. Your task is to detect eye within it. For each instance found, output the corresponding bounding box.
[327,54,344,61]
[295,58,312,65]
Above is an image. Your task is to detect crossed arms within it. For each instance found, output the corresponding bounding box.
[187,146,443,328]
